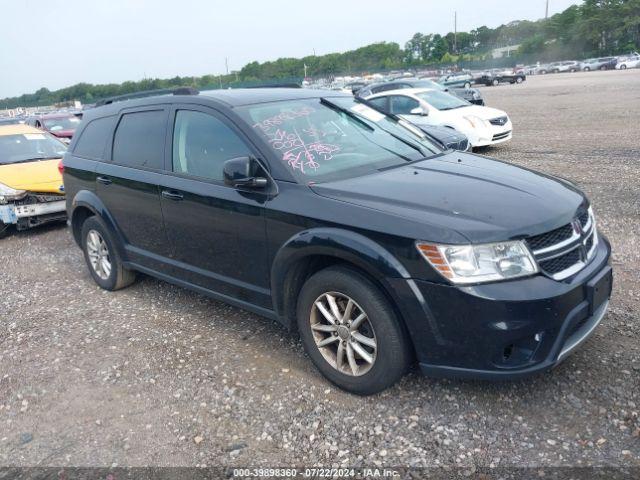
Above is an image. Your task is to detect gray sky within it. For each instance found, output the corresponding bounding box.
[1,0,582,98]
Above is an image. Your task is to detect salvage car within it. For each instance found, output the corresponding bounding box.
[359,97,469,151]
[0,125,67,238]
[479,69,527,86]
[356,78,484,106]
[615,55,640,69]
[63,88,612,395]
[365,87,512,148]
[580,57,617,71]
[27,113,81,144]
[548,61,581,73]
[438,73,474,89]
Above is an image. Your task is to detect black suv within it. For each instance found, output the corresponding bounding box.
[63,88,612,395]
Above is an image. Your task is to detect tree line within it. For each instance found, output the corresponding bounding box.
[2,0,638,109]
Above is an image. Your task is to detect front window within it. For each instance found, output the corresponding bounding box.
[0,132,67,165]
[238,97,441,184]
[42,116,81,132]
[415,90,470,111]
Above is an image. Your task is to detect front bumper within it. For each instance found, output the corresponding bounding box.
[386,234,612,380]
[0,200,66,229]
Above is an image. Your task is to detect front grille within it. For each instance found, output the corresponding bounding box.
[492,131,511,141]
[578,211,589,228]
[539,248,581,274]
[527,224,574,251]
[585,233,594,252]
[527,211,597,280]
[490,116,508,126]
[16,193,66,205]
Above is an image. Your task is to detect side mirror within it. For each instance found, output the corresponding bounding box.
[410,107,428,116]
[223,156,268,188]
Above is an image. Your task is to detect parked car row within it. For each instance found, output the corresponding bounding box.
[519,53,640,75]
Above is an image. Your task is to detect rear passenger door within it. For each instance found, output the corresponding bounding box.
[158,105,271,308]
[96,106,173,267]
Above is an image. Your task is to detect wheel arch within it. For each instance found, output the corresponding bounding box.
[271,228,412,332]
[70,190,125,256]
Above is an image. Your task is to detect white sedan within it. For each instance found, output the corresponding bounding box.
[363,88,512,148]
[616,55,640,69]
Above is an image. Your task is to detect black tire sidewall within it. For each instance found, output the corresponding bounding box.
[296,267,410,395]
[81,216,121,290]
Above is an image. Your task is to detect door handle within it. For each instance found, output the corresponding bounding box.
[161,190,184,201]
[96,176,112,185]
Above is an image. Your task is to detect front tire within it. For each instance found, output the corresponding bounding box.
[492,78,499,86]
[81,216,136,291]
[464,82,471,89]
[516,77,524,84]
[584,67,591,72]
[0,221,9,239]
[620,65,627,70]
[296,266,411,395]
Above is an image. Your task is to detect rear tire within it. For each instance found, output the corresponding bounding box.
[620,65,627,70]
[464,82,471,89]
[516,77,524,84]
[81,216,136,291]
[296,266,411,395]
[492,79,499,86]
[584,67,591,71]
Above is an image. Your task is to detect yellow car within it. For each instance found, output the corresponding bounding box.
[0,124,67,238]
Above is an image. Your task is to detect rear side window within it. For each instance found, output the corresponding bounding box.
[172,110,251,182]
[390,95,419,114]
[74,116,116,160]
[112,110,166,169]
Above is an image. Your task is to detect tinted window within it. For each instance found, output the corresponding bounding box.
[367,97,389,112]
[172,110,250,181]
[390,96,420,114]
[74,116,116,160]
[112,110,166,169]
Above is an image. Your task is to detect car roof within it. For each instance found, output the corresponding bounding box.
[199,88,350,106]
[83,88,352,120]
[0,124,45,136]
[371,87,438,97]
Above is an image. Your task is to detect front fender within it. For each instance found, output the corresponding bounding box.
[270,227,411,322]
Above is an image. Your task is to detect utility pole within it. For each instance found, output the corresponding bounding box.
[545,0,549,19]
[454,11,457,53]
[225,57,229,75]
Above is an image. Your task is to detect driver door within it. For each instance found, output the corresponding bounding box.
[158,105,272,309]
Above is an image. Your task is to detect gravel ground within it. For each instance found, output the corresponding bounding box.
[0,70,638,470]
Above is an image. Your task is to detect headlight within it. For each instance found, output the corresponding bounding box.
[0,182,27,204]
[416,240,538,284]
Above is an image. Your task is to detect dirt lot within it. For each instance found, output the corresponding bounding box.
[1,70,638,470]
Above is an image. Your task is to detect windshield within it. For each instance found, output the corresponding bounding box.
[415,90,470,111]
[238,97,441,184]
[0,133,67,165]
[42,116,81,132]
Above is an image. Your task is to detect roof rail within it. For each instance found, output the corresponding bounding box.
[95,87,199,107]
[245,83,301,89]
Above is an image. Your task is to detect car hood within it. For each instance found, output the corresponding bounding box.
[49,129,74,138]
[310,152,586,243]
[0,159,65,194]
[442,105,506,121]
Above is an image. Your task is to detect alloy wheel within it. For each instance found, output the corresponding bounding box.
[309,292,377,376]
[86,229,112,280]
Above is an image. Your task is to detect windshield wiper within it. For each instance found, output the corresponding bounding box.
[320,98,374,132]
[353,98,434,157]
